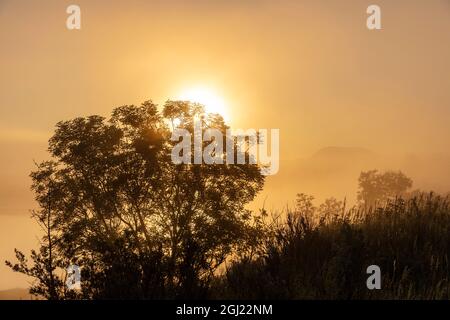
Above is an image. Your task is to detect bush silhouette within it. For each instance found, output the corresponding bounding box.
[219,193,450,299]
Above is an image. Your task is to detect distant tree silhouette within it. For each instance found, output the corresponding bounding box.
[357,170,413,207]
[318,198,345,223]
[6,100,264,299]
[295,193,316,218]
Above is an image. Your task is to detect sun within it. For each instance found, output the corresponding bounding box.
[178,86,229,121]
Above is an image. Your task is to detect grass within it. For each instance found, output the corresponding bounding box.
[214,193,450,299]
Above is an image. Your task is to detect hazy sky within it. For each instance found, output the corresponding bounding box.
[0,0,449,289]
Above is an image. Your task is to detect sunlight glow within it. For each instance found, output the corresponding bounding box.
[178,86,229,121]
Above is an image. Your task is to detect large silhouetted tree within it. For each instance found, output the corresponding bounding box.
[6,100,265,299]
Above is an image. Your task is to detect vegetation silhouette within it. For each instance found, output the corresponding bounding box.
[5,100,450,300]
[218,193,450,299]
[357,170,413,207]
[6,100,265,299]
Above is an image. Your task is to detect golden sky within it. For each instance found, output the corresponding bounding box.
[0,0,449,289]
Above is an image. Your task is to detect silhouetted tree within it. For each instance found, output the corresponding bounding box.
[295,193,316,218]
[357,170,412,207]
[6,100,265,299]
[318,198,345,223]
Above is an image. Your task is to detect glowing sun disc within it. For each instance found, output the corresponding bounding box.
[178,86,229,121]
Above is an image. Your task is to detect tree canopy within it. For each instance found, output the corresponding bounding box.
[6,100,265,299]
[357,170,413,206]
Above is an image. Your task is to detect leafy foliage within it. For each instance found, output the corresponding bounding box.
[6,100,264,299]
[357,170,413,206]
